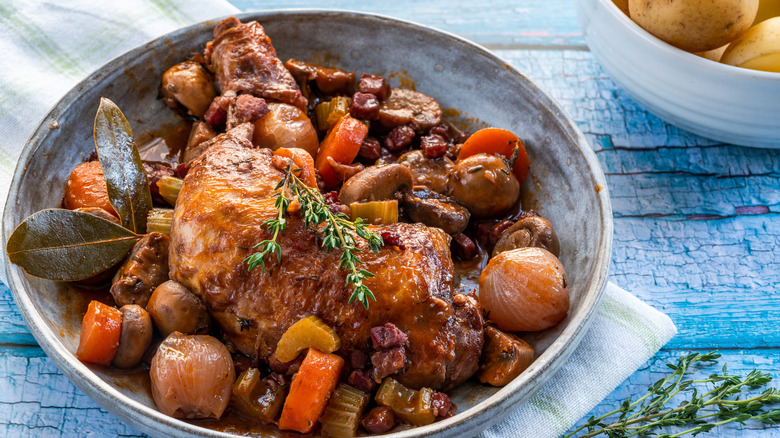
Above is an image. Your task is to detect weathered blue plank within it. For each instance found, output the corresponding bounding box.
[0,283,35,345]
[227,0,586,48]
[0,346,145,437]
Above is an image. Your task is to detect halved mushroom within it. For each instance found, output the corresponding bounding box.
[477,325,534,386]
[492,216,560,258]
[161,61,216,117]
[396,150,455,194]
[402,186,470,236]
[338,164,413,206]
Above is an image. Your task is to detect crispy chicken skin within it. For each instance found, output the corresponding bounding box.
[169,139,483,390]
[204,17,307,111]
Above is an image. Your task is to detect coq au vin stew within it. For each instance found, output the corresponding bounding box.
[6,16,570,436]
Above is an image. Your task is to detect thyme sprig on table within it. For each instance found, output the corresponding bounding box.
[244,158,383,309]
[565,351,780,438]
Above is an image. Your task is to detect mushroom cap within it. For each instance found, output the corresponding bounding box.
[338,164,413,206]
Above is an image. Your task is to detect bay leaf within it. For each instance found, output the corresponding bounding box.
[94,97,152,234]
[6,209,141,281]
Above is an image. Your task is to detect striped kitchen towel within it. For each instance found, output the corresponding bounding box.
[0,1,677,437]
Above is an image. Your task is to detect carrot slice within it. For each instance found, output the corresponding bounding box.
[314,115,368,189]
[76,300,122,366]
[278,348,345,433]
[274,147,317,188]
[458,127,531,186]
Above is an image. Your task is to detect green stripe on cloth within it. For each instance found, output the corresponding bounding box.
[0,1,85,78]
[598,294,664,355]
[73,12,145,65]
[146,0,193,26]
[527,392,572,433]
[0,85,35,120]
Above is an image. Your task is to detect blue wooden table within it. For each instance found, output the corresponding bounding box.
[2,0,780,436]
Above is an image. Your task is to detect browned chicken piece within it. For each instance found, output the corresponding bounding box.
[183,122,254,164]
[477,325,535,386]
[205,17,307,111]
[110,232,170,308]
[169,141,483,390]
[186,121,217,153]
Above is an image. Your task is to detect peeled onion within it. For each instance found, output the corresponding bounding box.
[253,103,319,158]
[479,247,569,332]
[150,332,235,419]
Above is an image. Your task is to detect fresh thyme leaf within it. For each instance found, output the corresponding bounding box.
[244,154,384,308]
[564,351,780,438]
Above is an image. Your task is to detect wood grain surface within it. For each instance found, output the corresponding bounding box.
[2,0,779,436]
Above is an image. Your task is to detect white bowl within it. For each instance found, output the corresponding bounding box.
[574,0,780,148]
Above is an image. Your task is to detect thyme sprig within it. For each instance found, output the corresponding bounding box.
[244,157,383,309]
[565,351,780,438]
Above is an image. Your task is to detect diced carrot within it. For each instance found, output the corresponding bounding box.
[76,300,122,366]
[314,115,368,189]
[278,348,345,433]
[458,127,531,186]
[274,147,317,188]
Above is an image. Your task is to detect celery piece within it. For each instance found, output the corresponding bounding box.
[231,368,288,425]
[156,175,183,207]
[320,384,369,438]
[146,208,174,235]
[375,378,436,426]
[349,200,399,225]
[274,315,342,362]
[315,101,331,131]
[316,97,352,131]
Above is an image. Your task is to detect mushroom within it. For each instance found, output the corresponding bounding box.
[147,280,211,337]
[402,186,471,235]
[492,216,560,258]
[477,325,535,386]
[112,304,153,369]
[161,61,216,117]
[447,154,520,219]
[396,150,455,194]
[338,164,413,206]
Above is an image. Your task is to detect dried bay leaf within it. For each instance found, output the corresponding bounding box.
[94,98,152,234]
[6,209,141,281]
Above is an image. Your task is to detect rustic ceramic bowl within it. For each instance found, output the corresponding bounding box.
[575,0,780,148]
[2,10,612,438]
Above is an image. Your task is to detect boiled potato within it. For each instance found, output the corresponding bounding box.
[628,0,759,52]
[694,44,730,62]
[613,0,629,16]
[753,1,780,25]
[738,53,780,72]
[721,17,780,71]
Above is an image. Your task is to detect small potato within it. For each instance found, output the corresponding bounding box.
[613,0,629,16]
[147,280,211,337]
[721,17,780,70]
[479,247,569,332]
[628,0,759,52]
[112,305,153,369]
[252,103,319,158]
[63,161,116,216]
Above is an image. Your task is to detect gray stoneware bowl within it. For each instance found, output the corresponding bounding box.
[3,10,612,438]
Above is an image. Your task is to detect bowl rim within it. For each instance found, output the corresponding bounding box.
[597,0,780,81]
[2,8,613,437]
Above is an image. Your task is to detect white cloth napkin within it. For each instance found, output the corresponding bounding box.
[0,1,677,437]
